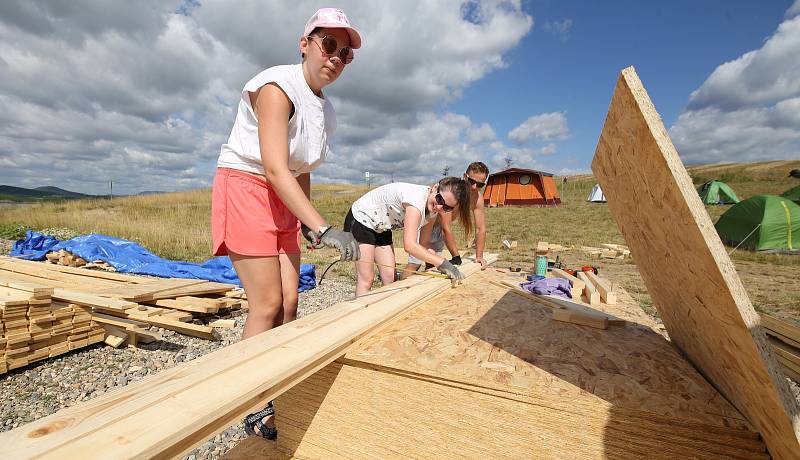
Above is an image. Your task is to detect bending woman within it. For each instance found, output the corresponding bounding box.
[345,177,472,296]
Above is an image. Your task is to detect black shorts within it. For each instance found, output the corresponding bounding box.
[344,209,393,247]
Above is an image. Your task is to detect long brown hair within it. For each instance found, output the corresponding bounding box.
[438,176,472,240]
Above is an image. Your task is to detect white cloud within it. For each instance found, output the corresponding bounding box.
[544,19,572,41]
[670,16,800,163]
[787,1,800,18]
[508,112,570,143]
[0,1,534,194]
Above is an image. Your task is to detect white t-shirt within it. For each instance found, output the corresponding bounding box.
[217,64,335,177]
[351,183,434,233]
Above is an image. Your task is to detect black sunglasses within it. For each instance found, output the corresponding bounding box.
[308,35,354,64]
[435,192,455,212]
[466,176,486,189]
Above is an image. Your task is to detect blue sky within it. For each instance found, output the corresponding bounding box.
[0,1,798,195]
[450,0,797,172]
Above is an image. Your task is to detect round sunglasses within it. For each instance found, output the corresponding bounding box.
[435,192,456,212]
[466,176,486,189]
[307,35,354,64]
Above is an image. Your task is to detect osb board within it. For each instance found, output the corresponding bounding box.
[592,66,799,458]
[346,272,749,429]
[276,362,766,459]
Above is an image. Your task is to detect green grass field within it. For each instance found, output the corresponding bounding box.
[1,160,798,321]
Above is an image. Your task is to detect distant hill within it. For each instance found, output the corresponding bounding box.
[0,185,94,202]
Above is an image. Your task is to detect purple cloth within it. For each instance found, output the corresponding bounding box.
[520,277,572,299]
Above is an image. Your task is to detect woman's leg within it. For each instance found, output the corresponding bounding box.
[278,252,301,326]
[374,245,396,286]
[355,243,377,296]
[229,251,283,340]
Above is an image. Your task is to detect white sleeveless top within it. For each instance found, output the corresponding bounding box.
[217,64,335,176]
[351,183,434,233]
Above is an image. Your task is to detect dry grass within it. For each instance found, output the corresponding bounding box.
[1,160,798,321]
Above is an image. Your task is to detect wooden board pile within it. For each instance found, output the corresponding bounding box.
[44,248,116,271]
[580,243,631,259]
[762,314,800,383]
[0,256,242,373]
[1,281,105,373]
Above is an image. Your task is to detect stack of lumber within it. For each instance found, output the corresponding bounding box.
[44,249,117,271]
[274,270,767,459]
[762,314,800,383]
[580,243,630,259]
[0,256,242,373]
[1,282,105,373]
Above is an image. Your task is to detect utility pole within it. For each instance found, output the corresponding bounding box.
[109,181,113,202]
[504,157,513,169]
[442,165,449,177]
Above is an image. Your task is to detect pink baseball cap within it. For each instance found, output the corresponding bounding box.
[303,8,362,49]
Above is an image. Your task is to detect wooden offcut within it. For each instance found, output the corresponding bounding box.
[592,66,800,458]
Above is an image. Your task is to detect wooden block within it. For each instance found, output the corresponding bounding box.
[592,66,800,458]
[584,271,617,305]
[552,308,609,329]
[209,319,235,329]
[576,272,600,306]
[535,241,549,255]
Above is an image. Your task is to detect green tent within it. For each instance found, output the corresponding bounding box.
[782,185,800,204]
[715,195,800,251]
[698,180,740,204]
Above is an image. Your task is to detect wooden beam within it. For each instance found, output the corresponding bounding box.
[550,268,585,291]
[53,289,138,311]
[592,66,800,459]
[0,257,495,459]
[551,308,608,329]
[585,270,617,304]
[576,271,600,306]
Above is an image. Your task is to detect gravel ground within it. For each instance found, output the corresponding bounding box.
[0,276,354,459]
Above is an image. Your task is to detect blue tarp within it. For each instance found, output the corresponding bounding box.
[10,231,316,292]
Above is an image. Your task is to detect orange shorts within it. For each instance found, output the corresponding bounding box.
[211,168,300,256]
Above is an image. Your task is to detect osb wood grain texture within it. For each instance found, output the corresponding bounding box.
[346,271,749,429]
[276,362,766,459]
[591,66,800,458]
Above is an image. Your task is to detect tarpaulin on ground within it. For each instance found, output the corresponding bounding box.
[9,231,316,292]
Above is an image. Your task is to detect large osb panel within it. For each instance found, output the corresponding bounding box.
[592,66,800,459]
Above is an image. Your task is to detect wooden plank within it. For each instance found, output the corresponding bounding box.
[53,288,138,311]
[0,256,133,282]
[585,270,617,304]
[576,271,601,306]
[552,308,608,329]
[146,298,218,314]
[592,66,800,459]
[762,315,800,344]
[0,257,494,459]
[0,277,53,299]
[550,268,585,290]
[98,279,208,302]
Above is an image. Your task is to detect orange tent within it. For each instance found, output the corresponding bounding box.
[482,168,561,207]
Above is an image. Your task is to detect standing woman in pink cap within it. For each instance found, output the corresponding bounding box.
[211,8,362,440]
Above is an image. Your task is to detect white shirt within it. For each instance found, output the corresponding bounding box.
[217,64,335,176]
[351,183,434,233]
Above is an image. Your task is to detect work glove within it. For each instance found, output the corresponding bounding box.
[301,223,319,247]
[437,259,464,281]
[309,226,360,261]
[449,255,462,265]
